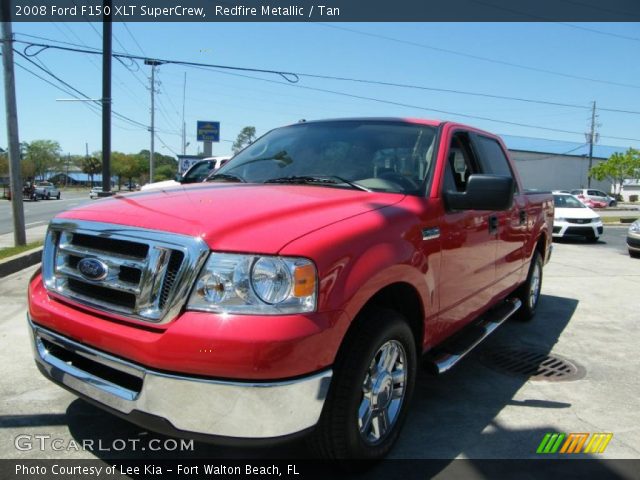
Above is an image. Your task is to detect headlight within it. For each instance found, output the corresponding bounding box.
[630,221,640,233]
[555,217,566,222]
[187,253,317,314]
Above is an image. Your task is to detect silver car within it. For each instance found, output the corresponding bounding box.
[570,188,617,207]
[628,219,640,258]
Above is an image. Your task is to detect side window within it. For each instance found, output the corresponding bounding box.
[474,135,514,177]
[442,132,479,193]
[588,190,601,196]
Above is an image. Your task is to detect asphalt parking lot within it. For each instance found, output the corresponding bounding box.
[0,227,638,471]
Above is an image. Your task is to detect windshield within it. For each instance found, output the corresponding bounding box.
[210,120,438,194]
[554,194,585,208]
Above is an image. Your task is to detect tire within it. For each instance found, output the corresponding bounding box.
[514,251,543,321]
[46,192,50,200]
[630,250,640,259]
[56,192,60,200]
[309,308,417,459]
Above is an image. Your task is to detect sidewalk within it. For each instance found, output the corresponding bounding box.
[0,224,48,249]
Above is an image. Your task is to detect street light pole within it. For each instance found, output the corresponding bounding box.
[1,12,26,246]
[145,59,163,183]
[101,0,112,194]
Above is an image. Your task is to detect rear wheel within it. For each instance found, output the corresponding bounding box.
[514,251,543,321]
[310,309,417,459]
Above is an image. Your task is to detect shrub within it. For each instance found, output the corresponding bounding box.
[629,195,638,203]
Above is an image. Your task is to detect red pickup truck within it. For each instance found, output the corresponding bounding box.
[28,118,553,459]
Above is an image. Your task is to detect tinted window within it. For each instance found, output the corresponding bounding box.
[474,136,513,177]
[215,121,437,194]
[553,195,585,208]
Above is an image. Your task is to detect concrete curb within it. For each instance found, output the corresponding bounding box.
[0,247,43,278]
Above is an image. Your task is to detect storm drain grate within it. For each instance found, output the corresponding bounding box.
[480,347,584,382]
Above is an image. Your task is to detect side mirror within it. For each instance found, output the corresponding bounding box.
[175,174,183,183]
[444,174,514,211]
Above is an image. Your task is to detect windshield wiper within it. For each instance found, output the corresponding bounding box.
[207,173,246,183]
[264,175,371,192]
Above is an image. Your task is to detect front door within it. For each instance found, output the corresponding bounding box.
[437,131,497,339]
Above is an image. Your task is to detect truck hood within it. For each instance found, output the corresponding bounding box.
[58,183,404,253]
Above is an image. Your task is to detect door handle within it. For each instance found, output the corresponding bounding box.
[519,209,527,225]
[489,215,499,235]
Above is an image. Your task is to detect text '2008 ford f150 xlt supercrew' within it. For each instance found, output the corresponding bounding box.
[28,118,553,459]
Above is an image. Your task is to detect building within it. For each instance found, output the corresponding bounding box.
[502,135,625,193]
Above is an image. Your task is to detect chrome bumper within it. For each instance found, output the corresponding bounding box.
[29,317,332,439]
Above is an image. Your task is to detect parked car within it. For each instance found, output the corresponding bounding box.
[34,181,61,200]
[553,193,603,242]
[29,118,553,460]
[627,219,640,258]
[571,188,616,207]
[140,157,231,192]
[89,187,102,199]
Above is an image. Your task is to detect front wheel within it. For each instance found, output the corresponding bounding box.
[514,251,543,321]
[56,192,61,199]
[310,309,417,459]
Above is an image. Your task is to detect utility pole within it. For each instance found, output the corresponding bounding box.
[182,72,187,155]
[101,0,112,194]
[1,12,26,246]
[145,60,163,182]
[587,101,597,188]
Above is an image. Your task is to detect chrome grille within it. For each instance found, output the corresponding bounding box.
[42,219,209,324]
[566,218,592,224]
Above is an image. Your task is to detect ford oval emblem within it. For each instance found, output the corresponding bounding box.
[77,258,109,281]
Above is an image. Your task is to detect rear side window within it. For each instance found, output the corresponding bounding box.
[474,135,513,177]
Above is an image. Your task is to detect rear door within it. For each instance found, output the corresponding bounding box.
[471,134,527,299]
[437,130,497,337]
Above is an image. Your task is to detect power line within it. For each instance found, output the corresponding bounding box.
[13,59,142,132]
[14,49,151,131]
[7,38,640,143]
[317,23,640,90]
[186,64,640,143]
[11,35,640,116]
[123,23,147,56]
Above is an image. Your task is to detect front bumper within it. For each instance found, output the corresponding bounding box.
[29,317,332,440]
[628,234,640,252]
[552,221,603,238]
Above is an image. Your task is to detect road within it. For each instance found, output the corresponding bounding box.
[0,191,91,235]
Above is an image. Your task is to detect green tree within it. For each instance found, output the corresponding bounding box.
[113,153,146,188]
[0,151,8,179]
[24,140,62,180]
[79,156,102,187]
[589,148,640,196]
[232,126,257,154]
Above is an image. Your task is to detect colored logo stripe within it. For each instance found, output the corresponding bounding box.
[537,432,613,454]
[560,433,589,453]
[584,433,613,454]
[537,433,566,453]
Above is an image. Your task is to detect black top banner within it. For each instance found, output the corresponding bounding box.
[3,0,640,22]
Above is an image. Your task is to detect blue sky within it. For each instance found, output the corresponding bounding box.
[2,22,640,157]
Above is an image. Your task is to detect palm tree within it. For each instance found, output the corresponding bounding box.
[80,156,101,187]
